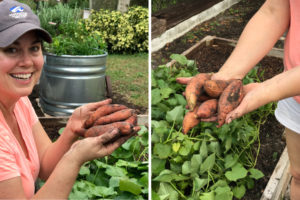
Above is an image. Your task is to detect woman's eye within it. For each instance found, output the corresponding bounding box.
[31,46,40,52]
[4,47,17,54]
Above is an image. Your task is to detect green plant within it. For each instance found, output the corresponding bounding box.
[151,55,273,200]
[18,0,37,10]
[37,2,81,37]
[85,6,148,53]
[70,126,149,199]
[44,20,106,55]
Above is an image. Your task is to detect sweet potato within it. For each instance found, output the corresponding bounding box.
[176,77,192,85]
[182,105,201,134]
[84,104,128,128]
[93,109,135,126]
[217,79,244,127]
[196,99,218,118]
[204,80,229,98]
[125,114,138,125]
[201,115,217,122]
[185,73,211,111]
[84,122,134,137]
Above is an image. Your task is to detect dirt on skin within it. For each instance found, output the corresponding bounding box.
[151,0,286,199]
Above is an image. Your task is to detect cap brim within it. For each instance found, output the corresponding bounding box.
[0,22,52,48]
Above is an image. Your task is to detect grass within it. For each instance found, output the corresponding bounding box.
[106,53,148,110]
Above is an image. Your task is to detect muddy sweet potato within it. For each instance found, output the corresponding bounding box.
[217,79,244,127]
[185,73,211,111]
[84,122,134,137]
[182,105,201,134]
[204,80,229,98]
[196,99,218,118]
[84,104,128,128]
[93,109,135,126]
[125,114,138,125]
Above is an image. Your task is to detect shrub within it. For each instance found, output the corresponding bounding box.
[85,6,148,53]
[18,0,37,11]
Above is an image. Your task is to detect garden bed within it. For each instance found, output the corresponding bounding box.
[168,36,286,199]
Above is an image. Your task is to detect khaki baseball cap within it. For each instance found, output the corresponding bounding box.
[0,0,52,47]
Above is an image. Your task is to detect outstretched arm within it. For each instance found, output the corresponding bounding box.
[213,0,290,80]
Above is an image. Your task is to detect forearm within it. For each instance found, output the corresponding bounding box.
[244,66,300,113]
[34,154,81,199]
[217,0,289,79]
[39,128,78,180]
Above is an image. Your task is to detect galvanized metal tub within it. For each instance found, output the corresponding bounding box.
[39,53,108,116]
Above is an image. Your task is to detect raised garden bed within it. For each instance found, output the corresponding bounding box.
[165,36,286,199]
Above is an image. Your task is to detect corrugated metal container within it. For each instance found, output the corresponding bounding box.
[39,53,108,116]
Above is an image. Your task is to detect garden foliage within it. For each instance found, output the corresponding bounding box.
[85,6,148,53]
[151,55,275,200]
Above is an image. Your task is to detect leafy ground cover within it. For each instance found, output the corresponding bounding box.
[106,53,149,113]
[151,56,278,200]
[68,126,149,199]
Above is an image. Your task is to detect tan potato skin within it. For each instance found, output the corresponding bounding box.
[196,99,218,118]
[217,79,244,127]
[204,80,229,98]
[84,122,134,137]
[182,105,201,134]
[84,104,128,128]
[185,73,211,111]
[93,109,135,126]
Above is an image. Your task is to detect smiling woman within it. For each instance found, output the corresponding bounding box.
[0,0,139,199]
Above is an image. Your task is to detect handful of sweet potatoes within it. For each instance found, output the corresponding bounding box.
[82,103,140,138]
[179,74,244,134]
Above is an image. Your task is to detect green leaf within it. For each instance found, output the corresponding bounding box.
[153,143,172,159]
[152,88,162,105]
[200,141,208,159]
[200,191,215,200]
[178,140,193,156]
[174,94,186,106]
[119,179,142,195]
[166,106,184,123]
[152,158,166,175]
[158,182,179,200]
[224,154,238,169]
[200,153,215,174]
[153,169,188,182]
[249,168,264,180]
[161,87,175,99]
[170,54,188,65]
[193,177,208,191]
[79,165,90,176]
[215,186,233,200]
[191,154,202,173]
[233,185,246,199]
[182,161,191,174]
[225,163,248,181]
[172,143,181,153]
[105,166,127,177]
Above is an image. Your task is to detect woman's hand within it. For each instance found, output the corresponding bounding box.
[66,128,134,165]
[65,99,112,138]
[225,82,261,123]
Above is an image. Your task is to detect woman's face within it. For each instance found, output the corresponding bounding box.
[0,31,44,99]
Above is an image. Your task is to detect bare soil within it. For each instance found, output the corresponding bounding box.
[151,0,287,199]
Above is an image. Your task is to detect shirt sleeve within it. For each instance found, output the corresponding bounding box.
[0,137,20,182]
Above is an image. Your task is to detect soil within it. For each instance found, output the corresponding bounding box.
[151,0,287,199]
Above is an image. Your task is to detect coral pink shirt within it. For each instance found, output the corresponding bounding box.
[284,0,300,103]
[0,97,39,198]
